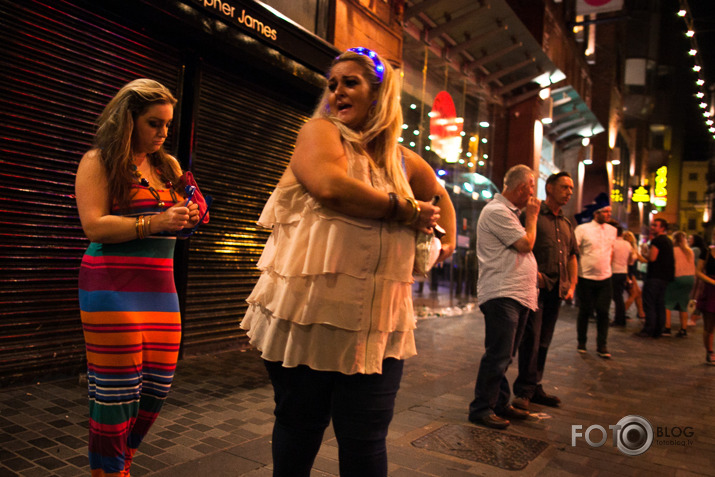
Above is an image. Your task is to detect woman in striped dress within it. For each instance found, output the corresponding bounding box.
[75,79,200,476]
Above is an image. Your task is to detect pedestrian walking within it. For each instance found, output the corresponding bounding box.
[574,194,616,358]
[241,47,456,477]
[75,78,203,476]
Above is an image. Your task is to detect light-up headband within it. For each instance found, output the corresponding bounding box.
[345,47,385,83]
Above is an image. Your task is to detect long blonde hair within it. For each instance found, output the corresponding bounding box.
[623,230,638,250]
[94,78,179,211]
[673,231,694,262]
[313,49,411,197]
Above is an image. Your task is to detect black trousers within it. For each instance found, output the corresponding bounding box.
[514,285,562,399]
[265,358,403,477]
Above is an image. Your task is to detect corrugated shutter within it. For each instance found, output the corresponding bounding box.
[181,61,312,353]
[0,0,181,383]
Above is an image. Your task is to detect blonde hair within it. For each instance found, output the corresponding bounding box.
[623,230,637,249]
[313,49,411,197]
[673,231,694,262]
[94,78,179,211]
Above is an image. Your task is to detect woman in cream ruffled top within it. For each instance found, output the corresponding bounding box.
[241,48,456,477]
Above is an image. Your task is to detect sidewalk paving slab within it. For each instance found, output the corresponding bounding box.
[2,287,715,476]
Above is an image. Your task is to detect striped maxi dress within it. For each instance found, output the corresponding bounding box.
[78,185,182,476]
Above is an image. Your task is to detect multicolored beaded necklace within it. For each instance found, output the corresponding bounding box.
[130,163,178,207]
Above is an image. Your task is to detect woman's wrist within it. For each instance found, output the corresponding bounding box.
[403,197,420,225]
[384,192,399,220]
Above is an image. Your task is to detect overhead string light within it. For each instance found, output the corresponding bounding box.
[678,0,713,139]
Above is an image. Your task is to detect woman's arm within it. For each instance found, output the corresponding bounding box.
[696,256,715,286]
[290,119,438,230]
[75,150,192,243]
[401,146,457,261]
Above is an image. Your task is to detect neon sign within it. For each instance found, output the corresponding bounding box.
[632,186,650,203]
[653,166,667,207]
[430,91,464,163]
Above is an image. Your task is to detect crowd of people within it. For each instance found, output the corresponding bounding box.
[72,47,715,473]
[468,178,715,430]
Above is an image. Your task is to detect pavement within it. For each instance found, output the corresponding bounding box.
[2,284,715,476]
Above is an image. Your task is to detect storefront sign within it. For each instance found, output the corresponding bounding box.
[196,0,278,41]
[653,166,667,207]
[611,188,624,203]
[430,91,464,163]
[631,185,650,203]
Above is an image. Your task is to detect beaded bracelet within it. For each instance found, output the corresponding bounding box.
[404,197,421,225]
[385,192,399,220]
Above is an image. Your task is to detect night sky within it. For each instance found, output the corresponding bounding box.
[677,0,715,162]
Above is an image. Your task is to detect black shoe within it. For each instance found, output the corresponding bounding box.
[531,388,561,407]
[610,321,626,328]
[662,328,671,337]
[470,413,510,429]
[577,343,587,353]
[496,405,529,420]
[634,330,650,338]
[676,329,687,338]
[597,348,612,359]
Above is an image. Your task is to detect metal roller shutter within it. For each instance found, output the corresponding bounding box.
[182,61,312,353]
[0,0,181,384]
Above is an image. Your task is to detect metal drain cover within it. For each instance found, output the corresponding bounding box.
[411,424,549,470]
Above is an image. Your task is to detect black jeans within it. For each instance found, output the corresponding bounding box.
[514,285,562,399]
[611,273,628,325]
[576,277,612,350]
[642,278,669,336]
[264,358,403,477]
[469,297,529,419]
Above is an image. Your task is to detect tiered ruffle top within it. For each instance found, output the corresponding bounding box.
[241,148,417,374]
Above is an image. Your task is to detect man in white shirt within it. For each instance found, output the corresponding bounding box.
[574,196,617,358]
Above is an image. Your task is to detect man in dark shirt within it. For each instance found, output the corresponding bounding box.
[512,172,578,411]
[636,218,675,338]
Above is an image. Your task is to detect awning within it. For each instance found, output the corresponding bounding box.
[438,171,500,201]
[403,0,566,106]
[543,85,605,146]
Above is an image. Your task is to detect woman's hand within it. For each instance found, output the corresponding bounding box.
[411,200,440,234]
[436,242,456,264]
[186,200,200,227]
[154,201,191,233]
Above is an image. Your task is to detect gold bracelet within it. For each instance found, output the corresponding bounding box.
[137,215,145,240]
[144,215,152,237]
[404,197,421,225]
[135,216,142,239]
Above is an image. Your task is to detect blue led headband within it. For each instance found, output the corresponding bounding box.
[345,47,385,83]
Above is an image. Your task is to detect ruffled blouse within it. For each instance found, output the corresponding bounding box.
[241,149,417,374]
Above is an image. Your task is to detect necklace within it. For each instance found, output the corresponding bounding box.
[130,164,178,207]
